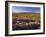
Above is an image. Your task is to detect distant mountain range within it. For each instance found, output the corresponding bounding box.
[12,12,40,14]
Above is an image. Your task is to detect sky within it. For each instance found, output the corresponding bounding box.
[12,6,40,13]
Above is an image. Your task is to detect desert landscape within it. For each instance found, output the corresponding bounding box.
[12,13,40,30]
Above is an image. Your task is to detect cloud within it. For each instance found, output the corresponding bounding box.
[35,10,40,13]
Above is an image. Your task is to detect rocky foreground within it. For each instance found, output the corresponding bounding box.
[12,19,40,30]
